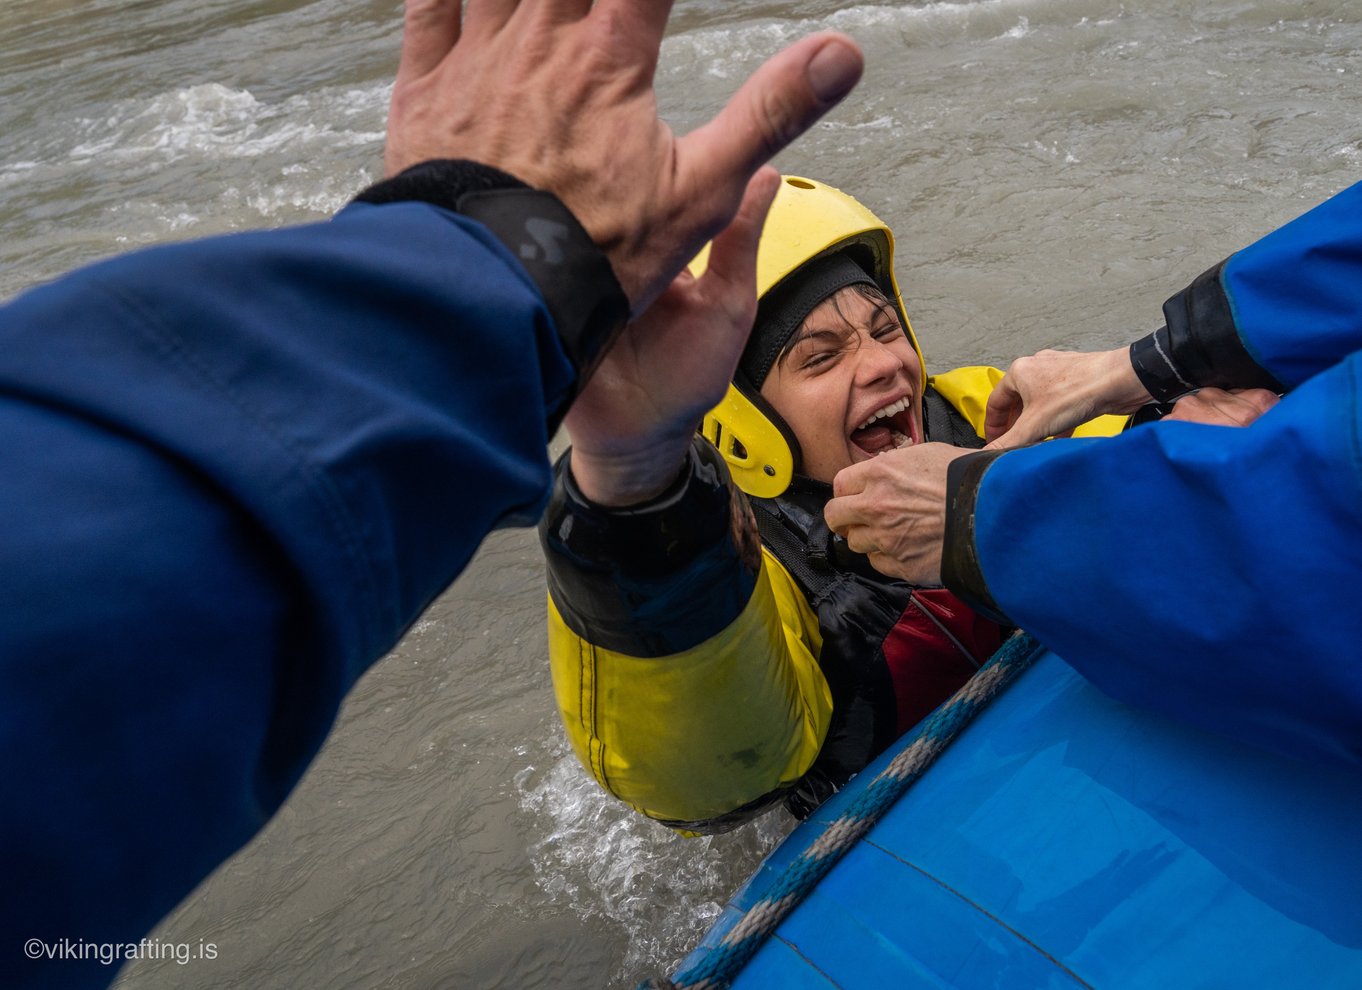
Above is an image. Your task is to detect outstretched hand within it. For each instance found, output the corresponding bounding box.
[984,347,1152,449]
[824,443,973,586]
[385,0,863,316]
[565,169,779,506]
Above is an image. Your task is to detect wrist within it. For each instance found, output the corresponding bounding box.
[1129,328,1194,404]
[540,440,761,657]
[1096,345,1156,414]
[568,433,696,507]
[353,160,628,430]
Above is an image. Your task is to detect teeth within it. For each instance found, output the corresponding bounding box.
[892,430,913,448]
[858,397,910,430]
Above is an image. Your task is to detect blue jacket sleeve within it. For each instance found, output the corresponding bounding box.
[1225,180,1362,383]
[944,180,1362,770]
[0,200,575,987]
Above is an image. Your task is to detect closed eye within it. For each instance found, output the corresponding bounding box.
[784,326,855,373]
[798,345,841,371]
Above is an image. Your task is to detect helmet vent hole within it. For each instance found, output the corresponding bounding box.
[785,177,815,190]
[731,438,748,459]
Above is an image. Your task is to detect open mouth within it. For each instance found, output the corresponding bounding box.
[850,397,916,456]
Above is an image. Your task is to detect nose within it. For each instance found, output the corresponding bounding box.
[853,330,906,386]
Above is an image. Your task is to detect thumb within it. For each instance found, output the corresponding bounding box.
[983,420,1030,451]
[983,382,1022,443]
[678,33,862,202]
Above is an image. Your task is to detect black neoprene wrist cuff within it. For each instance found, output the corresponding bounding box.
[1131,258,1284,403]
[539,439,761,657]
[941,449,1012,626]
[355,159,532,211]
[355,160,629,410]
[1129,328,1197,404]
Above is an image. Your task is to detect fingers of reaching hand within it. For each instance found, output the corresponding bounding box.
[843,528,873,556]
[823,478,872,540]
[1254,394,1282,415]
[983,413,1037,450]
[390,4,858,329]
[830,461,870,500]
[680,33,862,204]
[591,0,677,58]
[397,0,462,86]
[985,412,1053,450]
[983,365,1074,448]
[1234,387,1281,416]
[462,0,522,36]
[467,0,596,35]
[824,498,867,548]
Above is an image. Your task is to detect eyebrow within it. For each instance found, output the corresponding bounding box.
[783,323,853,352]
[854,290,900,328]
[777,323,856,367]
[777,299,902,367]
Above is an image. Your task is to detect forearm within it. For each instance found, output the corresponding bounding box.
[0,414,311,965]
[541,439,832,830]
[945,353,1362,767]
[4,200,581,646]
[541,440,761,655]
[0,201,580,975]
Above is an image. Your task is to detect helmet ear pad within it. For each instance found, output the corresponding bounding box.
[735,375,803,476]
[700,377,803,500]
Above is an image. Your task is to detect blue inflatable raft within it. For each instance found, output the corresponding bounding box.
[654,637,1362,989]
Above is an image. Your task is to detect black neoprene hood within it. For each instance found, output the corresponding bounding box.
[738,252,877,389]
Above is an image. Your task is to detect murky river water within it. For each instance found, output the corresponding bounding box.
[2,1,1359,986]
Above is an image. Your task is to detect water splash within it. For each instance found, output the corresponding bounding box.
[516,739,794,985]
[661,0,1059,74]
[66,82,386,164]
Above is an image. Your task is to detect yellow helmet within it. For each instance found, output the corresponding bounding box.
[696,176,924,499]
